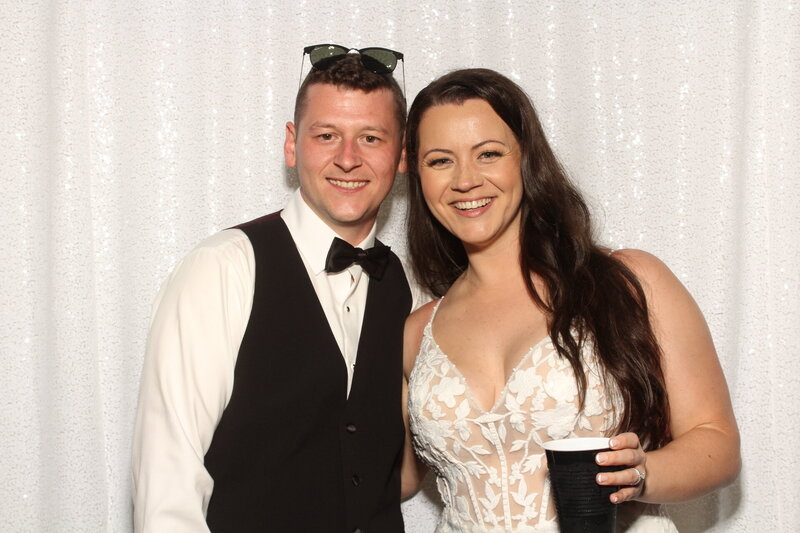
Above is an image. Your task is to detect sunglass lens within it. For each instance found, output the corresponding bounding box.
[360,55,391,74]
[308,45,348,67]
[360,48,397,73]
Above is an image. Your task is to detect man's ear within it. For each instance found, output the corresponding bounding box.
[284,121,297,168]
[397,145,407,174]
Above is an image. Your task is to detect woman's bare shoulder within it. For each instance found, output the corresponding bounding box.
[610,248,675,288]
[407,299,438,329]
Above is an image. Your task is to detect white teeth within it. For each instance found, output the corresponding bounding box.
[453,198,491,210]
[329,179,367,189]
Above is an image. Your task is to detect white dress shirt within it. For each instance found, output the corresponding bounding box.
[281,190,373,395]
[131,190,424,533]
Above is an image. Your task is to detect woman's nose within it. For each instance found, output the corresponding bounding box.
[451,164,483,192]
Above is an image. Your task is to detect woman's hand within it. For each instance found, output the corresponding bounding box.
[595,432,647,503]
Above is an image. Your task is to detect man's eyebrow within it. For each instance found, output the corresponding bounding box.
[307,122,338,130]
[307,122,391,135]
[362,125,391,134]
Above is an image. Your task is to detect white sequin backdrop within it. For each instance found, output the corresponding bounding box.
[1,1,798,531]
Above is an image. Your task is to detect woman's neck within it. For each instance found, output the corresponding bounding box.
[460,237,526,292]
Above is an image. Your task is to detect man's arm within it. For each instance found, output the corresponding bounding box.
[131,230,254,532]
[397,255,432,312]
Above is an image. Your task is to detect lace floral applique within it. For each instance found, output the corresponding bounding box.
[408,302,617,531]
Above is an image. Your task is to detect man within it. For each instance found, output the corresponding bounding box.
[132,48,414,532]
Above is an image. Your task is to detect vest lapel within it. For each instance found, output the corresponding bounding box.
[279,220,349,374]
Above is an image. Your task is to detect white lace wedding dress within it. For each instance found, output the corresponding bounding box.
[408,300,678,532]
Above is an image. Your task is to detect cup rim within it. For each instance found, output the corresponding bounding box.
[542,437,611,452]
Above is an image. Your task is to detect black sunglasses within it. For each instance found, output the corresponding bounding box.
[303,44,404,74]
[299,44,405,93]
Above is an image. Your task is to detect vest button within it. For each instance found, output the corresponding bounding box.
[346,423,357,433]
[351,474,361,486]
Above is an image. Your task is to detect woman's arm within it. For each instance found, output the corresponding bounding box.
[598,249,741,504]
[400,302,435,500]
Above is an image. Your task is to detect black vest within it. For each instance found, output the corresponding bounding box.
[204,213,411,533]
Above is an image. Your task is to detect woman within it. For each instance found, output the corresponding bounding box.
[400,69,740,532]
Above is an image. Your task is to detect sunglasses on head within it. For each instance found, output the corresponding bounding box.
[303,44,404,74]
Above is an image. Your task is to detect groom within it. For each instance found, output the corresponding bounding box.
[132,48,414,532]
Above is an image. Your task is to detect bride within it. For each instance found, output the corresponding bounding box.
[399,68,740,532]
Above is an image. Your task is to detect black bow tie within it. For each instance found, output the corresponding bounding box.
[325,237,391,280]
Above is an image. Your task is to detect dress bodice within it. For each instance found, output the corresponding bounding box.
[407,300,677,533]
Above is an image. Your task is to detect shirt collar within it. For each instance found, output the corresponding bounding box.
[281,189,377,276]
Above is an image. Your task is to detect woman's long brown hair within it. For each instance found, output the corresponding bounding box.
[405,69,670,450]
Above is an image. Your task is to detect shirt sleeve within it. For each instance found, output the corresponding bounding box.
[131,229,255,533]
[398,255,433,312]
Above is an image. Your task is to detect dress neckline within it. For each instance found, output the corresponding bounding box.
[426,298,551,415]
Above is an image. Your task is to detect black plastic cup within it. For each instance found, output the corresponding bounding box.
[544,437,624,533]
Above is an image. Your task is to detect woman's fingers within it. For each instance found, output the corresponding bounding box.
[594,433,647,503]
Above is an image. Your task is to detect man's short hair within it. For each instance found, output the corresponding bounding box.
[294,54,406,134]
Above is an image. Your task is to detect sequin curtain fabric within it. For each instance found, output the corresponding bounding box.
[1,2,797,531]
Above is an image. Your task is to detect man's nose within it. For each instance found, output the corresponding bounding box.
[333,139,362,172]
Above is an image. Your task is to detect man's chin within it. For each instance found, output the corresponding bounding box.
[324,211,381,240]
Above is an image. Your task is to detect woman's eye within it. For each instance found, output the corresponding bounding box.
[479,150,502,160]
[425,158,451,168]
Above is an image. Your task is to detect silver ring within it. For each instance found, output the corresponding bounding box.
[631,467,646,486]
